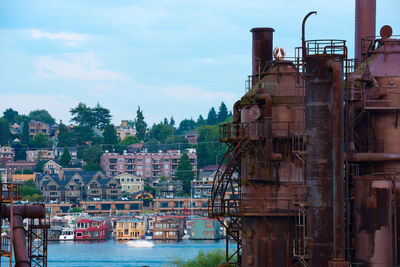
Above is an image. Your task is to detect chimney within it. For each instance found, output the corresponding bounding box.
[251,28,274,78]
[355,0,376,65]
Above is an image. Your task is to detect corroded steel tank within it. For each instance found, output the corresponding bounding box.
[239,45,306,265]
[349,29,400,267]
[305,49,346,266]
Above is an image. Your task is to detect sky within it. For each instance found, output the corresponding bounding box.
[0,0,398,126]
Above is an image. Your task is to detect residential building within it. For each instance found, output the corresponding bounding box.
[28,120,49,137]
[45,203,75,216]
[49,124,59,137]
[12,174,35,182]
[126,143,144,153]
[153,217,185,240]
[152,198,208,215]
[36,171,122,202]
[191,165,223,199]
[80,200,143,216]
[75,218,108,240]
[114,218,145,240]
[100,149,197,180]
[0,168,6,182]
[9,123,21,135]
[0,147,14,165]
[116,120,136,140]
[114,173,144,194]
[43,160,62,174]
[186,218,221,240]
[26,150,55,162]
[153,181,183,198]
[5,161,36,178]
[54,147,78,160]
[182,130,199,144]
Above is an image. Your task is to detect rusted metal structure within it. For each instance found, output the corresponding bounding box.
[0,183,49,267]
[210,0,400,266]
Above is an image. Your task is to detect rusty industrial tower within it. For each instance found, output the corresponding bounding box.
[209,0,400,266]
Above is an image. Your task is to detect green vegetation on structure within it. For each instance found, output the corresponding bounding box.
[22,180,44,202]
[169,249,231,267]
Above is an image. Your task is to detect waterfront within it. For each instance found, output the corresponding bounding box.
[1,240,233,267]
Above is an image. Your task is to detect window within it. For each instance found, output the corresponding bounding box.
[137,165,143,169]
[145,158,151,163]
[164,159,169,162]
[145,165,151,169]
[137,158,143,162]
[118,158,124,162]
[76,232,82,237]
[137,171,143,176]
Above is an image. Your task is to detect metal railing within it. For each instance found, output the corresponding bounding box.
[304,40,347,56]
[219,122,266,142]
[1,183,22,201]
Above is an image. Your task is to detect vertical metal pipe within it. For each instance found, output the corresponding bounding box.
[355,0,376,65]
[251,28,274,80]
[328,60,345,260]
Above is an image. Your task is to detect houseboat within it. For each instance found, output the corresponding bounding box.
[186,217,221,240]
[75,218,108,240]
[153,217,185,240]
[115,218,145,240]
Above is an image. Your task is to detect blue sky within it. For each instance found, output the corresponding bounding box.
[0,0,398,126]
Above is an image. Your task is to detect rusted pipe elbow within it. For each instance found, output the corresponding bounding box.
[233,100,241,123]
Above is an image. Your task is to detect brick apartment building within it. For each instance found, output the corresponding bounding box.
[0,147,14,165]
[28,120,49,137]
[100,149,197,180]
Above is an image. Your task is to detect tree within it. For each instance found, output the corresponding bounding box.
[92,103,111,129]
[82,145,102,171]
[178,119,196,134]
[135,107,147,141]
[150,123,175,144]
[164,136,190,151]
[21,119,30,144]
[35,160,45,173]
[175,152,194,194]
[23,169,34,174]
[197,125,226,168]
[29,109,55,125]
[171,249,228,267]
[32,133,52,149]
[70,103,93,127]
[120,135,139,147]
[145,139,160,153]
[206,107,218,125]
[217,102,228,123]
[0,118,10,145]
[144,185,156,196]
[60,147,72,167]
[170,116,175,127]
[22,180,44,202]
[103,124,118,146]
[58,123,75,147]
[196,115,206,127]
[3,108,19,124]
[72,126,94,146]
[163,118,168,124]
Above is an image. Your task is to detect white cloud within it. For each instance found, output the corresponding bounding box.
[34,53,128,81]
[31,29,87,43]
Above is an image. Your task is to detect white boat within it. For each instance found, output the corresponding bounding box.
[127,240,154,248]
[59,228,74,241]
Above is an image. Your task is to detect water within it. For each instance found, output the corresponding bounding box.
[2,240,234,267]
